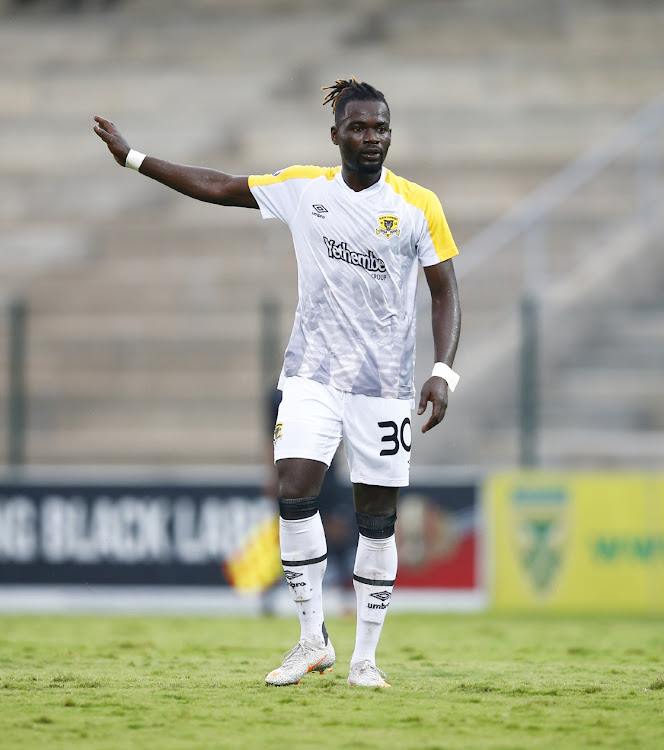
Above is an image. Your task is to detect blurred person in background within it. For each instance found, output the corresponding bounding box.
[93,77,461,688]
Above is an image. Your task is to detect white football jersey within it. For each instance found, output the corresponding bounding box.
[249,166,458,399]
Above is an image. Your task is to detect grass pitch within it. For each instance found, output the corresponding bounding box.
[1,613,663,749]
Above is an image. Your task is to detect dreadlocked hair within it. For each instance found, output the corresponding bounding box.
[321,77,388,121]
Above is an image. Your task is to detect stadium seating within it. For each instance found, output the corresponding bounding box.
[0,0,662,467]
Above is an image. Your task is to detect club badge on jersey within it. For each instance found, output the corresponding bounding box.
[376,214,401,238]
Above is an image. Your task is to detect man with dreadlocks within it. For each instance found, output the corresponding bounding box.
[93,77,461,688]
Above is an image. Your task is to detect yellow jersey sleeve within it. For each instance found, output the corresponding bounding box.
[249,165,339,224]
[248,165,338,188]
[385,171,458,263]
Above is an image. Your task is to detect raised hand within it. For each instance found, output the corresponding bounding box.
[93,116,131,166]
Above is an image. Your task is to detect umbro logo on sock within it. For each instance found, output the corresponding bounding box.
[284,570,306,589]
[370,591,391,602]
[368,590,391,610]
[284,571,303,580]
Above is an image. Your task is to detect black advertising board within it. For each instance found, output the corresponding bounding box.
[0,475,480,593]
[0,482,274,585]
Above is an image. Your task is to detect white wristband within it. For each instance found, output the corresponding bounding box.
[431,362,460,392]
[125,149,146,171]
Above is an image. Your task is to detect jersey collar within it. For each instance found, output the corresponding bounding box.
[336,167,386,197]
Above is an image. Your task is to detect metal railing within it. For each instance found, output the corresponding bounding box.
[456,92,664,289]
[454,92,664,466]
[4,296,28,467]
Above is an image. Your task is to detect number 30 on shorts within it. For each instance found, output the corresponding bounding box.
[378,418,412,456]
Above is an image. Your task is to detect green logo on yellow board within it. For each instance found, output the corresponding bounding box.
[511,487,569,595]
[594,536,664,562]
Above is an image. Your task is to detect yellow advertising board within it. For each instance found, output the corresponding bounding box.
[486,473,664,612]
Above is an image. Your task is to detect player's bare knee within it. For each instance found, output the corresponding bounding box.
[353,484,399,517]
[276,458,326,500]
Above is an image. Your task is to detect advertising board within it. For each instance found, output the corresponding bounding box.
[487,472,664,612]
[0,471,484,612]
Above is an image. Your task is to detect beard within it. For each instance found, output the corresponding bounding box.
[338,141,389,187]
[349,150,386,176]
[356,159,383,175]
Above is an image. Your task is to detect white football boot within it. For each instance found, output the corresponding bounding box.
[347,660,391,688]
[265,639,335,686]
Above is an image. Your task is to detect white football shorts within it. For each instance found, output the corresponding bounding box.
[273,376,414,487]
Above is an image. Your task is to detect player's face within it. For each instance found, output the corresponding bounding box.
[331,100,391,177]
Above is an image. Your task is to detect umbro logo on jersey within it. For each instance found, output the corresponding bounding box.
[370,591,391,602]
[312,204,328,218]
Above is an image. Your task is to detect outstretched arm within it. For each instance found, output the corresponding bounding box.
[93,116,258,209]
[417,259,461,433]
